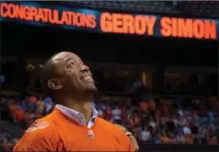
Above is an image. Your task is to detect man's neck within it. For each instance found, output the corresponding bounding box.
[57,98,93,124]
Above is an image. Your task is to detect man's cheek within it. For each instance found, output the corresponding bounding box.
[74,77,84,89]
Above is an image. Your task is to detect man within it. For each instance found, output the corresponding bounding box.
[13,52,138,151]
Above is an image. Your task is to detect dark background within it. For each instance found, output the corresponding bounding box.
[1,22,218,67]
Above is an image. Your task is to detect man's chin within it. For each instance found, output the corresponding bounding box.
[85,86,98,94]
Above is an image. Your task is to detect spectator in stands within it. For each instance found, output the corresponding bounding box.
[0,130,19,151]
[36,99,45,114]
[43,96,54,113]
[112,105,122,124]
[104,105,113,122]
[141,127,151,142]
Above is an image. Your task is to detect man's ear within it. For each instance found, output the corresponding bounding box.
[47,79,62,90]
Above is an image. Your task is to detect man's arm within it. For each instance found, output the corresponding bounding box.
[114,124,139,152]
[13,120,59,152]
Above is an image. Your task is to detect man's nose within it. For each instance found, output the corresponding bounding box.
[80,65,89,71]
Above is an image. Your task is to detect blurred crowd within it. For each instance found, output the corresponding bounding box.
[0,94,54,151]
[95,95,218,145]
[0,87,218,150]
[1,94,54,129]
[0,130,19,151]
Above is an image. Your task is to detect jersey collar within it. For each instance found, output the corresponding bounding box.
[55,104,98,128]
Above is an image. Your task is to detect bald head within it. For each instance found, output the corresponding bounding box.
[41,52,70,82]
[41,51,97,99]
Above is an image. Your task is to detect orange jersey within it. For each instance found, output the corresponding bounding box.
[13,108,133,151]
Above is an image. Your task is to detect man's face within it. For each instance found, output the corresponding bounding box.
[48,52,97,94]
[63,52,97,93]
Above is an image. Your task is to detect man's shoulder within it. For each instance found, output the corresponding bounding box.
[96,117,115,127]
[13,116,60,152]
[96,117,132,150]
[26,119,51,133]
[25,114,58,134]
[96,117,126,133]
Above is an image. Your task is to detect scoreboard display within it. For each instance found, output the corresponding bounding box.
[0,1,218,40]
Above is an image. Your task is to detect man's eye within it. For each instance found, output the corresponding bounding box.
[67,63,74,68]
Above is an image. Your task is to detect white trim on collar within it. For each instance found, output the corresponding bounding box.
[55,104,98,128]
